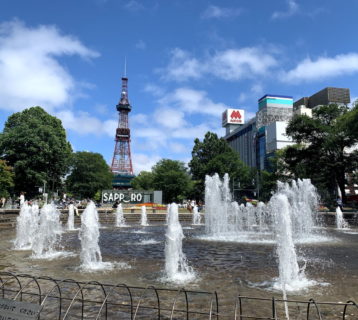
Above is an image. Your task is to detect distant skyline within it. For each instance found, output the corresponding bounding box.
[1,0,358,173]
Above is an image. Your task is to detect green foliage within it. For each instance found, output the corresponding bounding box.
[151,159,193,203]
[284,104,358,203]
[0,107,72,197]
[254,170,275,201]
[93,191,102,202]
[337,100,358,143]
[131,171,154,190]
[0,160,14,198]
[189,132,251,199]
[66,151,113,199]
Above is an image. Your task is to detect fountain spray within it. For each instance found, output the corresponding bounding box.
[32,203,63,258]
[165,203,195,283]
[140,205,148,226]
[115,203,126,227]
[193,205,201,225]
[336,206,349,229]
[14,202,39,250]
[79,201,104,269]
[67,203,75,230]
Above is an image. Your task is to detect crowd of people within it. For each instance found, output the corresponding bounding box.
[0,192,100,211]
[182,200,204,213]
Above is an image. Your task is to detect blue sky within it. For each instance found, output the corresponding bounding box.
[1,0,358,173]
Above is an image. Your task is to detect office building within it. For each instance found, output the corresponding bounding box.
[225,118,257,168]
[256,94,293,129]
[293,87,350,110]
[223,95,294,171]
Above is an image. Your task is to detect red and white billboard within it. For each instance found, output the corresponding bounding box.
[222,109,245,127]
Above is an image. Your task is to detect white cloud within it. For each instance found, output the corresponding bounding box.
[94,103,109,115]
[56,110,116,136]
[162,48,202,82]
[201,5,242,19]
[133,127,168,148]
[171,123,216,140]
[131,113,149,125]
[154,107,187,129]
[170,142,188,154]
[237,83,264,105]
[130,87,228,158]
[250,83,264,95]
[144,83,165,96]
[161,47,278,82]
[283,53,358,82]
[272,0,299,19]
[211,48,277,80]
[0,20,99,112]
[132,153,161,174]
[160,87,229,117]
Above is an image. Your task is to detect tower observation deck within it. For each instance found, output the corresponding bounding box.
[110,76,135,188]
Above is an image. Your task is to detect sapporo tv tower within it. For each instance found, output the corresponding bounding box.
[110,67,136,188]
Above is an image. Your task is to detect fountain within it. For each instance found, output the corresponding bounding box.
[336,206,349,229]
[204,174,273,240]
[164,203,195,283]
[14,202,39,250]
[79,201,112,270]
[192,205,201,225]
[32,203,63,259]
[140,205,148,226]
[115,203,126,227]
[204,173,322,243]
[269,193,314,291]
[1,179,357,318]
[67,203,75,230]
[277,180,319,241]
[204,173,322,293]
[166,204,170,224]
[204,173,232,237]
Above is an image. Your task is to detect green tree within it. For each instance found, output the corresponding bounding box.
[0,107,72,197]
[131,171,154,190]
[338,100,358,143]
[66,151,113,199]
[189,132,251,199]
[0,160,14,198]
[284,104,358,203]
[151,159,193,203]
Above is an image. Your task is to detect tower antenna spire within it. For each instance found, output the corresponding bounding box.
[111,71,135,188]
[124,56,127,78]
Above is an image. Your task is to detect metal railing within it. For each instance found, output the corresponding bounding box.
[0,272,356,319]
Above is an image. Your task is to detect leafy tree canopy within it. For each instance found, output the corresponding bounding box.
[0,160,14,198]
[151,159,193,203]
[0,106,72,197]
[284,104,358,202]
[66,151,113,199]
[189,132,251,198]
[131,171,154,190]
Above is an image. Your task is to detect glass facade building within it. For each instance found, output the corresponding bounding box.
[223,94,294,171]
[226,118,257,168]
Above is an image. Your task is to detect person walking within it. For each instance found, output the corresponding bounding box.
[336,196,343,211]
[19,192,25,207]
[0,197,5,208]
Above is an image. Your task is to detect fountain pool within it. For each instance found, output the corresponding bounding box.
[1,222,358,316]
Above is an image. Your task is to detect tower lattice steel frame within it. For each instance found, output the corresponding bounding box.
[110,77,134,175]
